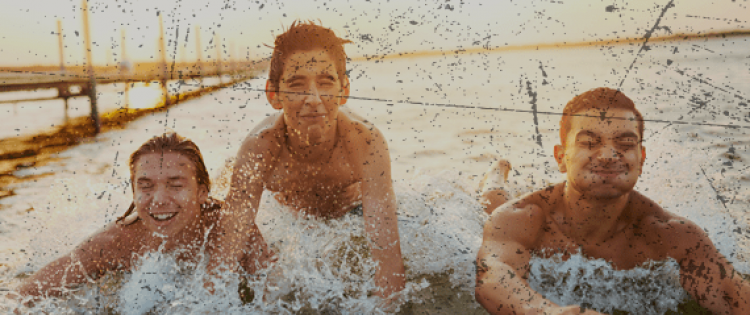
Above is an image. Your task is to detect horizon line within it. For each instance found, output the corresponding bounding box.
[1,29,748,69]
[350,29,750,62]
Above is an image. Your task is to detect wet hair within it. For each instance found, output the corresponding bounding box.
[559,87,645,146]
[267,20,352,92]
[116,132,217,225]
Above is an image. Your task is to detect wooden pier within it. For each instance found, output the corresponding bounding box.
[0,0,258,134]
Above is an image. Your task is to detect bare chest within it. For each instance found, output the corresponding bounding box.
[266,148,359,192]
[536,219,669,270]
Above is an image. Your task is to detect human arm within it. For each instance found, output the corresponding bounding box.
[357,126,406,298]
[475,199,604,315]
[16,224,127,299]
[207,133,276,277]
[671,220,750,315]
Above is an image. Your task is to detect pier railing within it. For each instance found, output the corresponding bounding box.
[0,0,258,134]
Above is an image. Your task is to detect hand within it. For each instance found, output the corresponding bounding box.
[374,289,402,313]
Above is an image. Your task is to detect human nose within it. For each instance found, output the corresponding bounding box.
[151,185,169,206]
[304,85,325,110]
[597,143,620,161]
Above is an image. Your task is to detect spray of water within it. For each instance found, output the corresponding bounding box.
[2,130,747,314]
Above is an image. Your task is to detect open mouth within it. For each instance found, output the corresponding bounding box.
[150,212,177,221]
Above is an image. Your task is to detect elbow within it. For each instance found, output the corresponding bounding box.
[474,276,490,306]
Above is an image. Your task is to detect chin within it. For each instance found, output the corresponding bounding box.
[573,180,633,200]
[584,190,627,200]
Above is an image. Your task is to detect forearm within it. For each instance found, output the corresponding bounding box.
[682,257,750,315]
[365,213,405,296]
[18,258,91,298]
[725,273,750,315]
[476,264,560,315]
[210,197,260,270]
[371,243,406,296]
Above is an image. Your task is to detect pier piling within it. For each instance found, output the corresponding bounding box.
[81,0,100,134]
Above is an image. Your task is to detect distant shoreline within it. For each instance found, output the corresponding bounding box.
[1,30,746,71]
[351,29,750,62]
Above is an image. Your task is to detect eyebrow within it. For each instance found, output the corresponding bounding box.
[284,75,307,82]
[318,74,337,80]
[135,176,187,182]
[616,131,640,140]
[574,130,599,139]
[285,72,337,81]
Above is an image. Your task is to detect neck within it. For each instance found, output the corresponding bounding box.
[158,219,206,254]
[560,182,631,244]
[285,121,339,163]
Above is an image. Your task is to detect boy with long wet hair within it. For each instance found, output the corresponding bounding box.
[16,133,258,299]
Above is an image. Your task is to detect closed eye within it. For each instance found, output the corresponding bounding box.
[617,137,638,148]
[577,140,599,149]
[136,180,153,189]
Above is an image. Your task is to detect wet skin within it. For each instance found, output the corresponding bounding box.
[16,153,222,299]
[208,48,406,298]
[476,108,750,315]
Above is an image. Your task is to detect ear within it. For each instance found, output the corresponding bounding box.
[554,144,567,173]
[639,145,646,173]
[266,80,282,110]
[339,76,350,106]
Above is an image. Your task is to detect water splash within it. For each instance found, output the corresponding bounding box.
[2,153,747,314]
[529,253,689,315]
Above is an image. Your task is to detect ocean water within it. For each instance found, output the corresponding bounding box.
[0,36,748,313]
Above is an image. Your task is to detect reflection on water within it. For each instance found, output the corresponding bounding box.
[0,76,227,139]
[1,36,749,313]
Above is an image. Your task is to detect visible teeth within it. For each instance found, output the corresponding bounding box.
[152,213,176,221]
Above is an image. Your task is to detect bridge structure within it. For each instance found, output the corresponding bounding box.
[0,0,255,134]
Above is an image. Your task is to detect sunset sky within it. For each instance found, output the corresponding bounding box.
[0,0,747,67]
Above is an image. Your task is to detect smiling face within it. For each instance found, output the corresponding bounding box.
[554,108,646,199]
[133,152,207,237]
[266,48,350,145]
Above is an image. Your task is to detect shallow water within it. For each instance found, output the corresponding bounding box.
[1,36,749,313]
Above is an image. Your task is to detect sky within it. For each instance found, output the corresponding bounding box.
[0,0,747,67]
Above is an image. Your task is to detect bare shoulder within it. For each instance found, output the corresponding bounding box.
[484,184,561,248]
[338,107,384,146]
[235,114,284,170]
[72,221,143,268]
[79,222,128,250]
[631,192,711,257]
[630,191,695,231]
[339,106,374,129]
